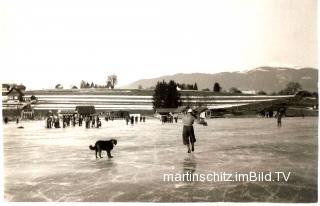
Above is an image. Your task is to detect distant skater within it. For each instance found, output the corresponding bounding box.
[79,116,83,126]
[182,109,198,153]
[277,113,282,127]
[85,117,90,129]
[92,117,96,128]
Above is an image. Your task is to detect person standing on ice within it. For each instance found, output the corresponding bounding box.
[277,113,282,127]
[182,108,199,153]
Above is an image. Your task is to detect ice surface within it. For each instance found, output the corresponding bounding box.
[3,117,318,202]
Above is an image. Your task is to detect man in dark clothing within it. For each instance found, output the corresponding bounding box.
[277,113,282,127]
[182,109,198,153]
[79,116,83,126]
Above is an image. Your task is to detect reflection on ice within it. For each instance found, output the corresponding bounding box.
[182,155,197,177]
[3,117,318,202]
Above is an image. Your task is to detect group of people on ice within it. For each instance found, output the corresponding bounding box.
[45,115,102,129]
[125,115,147,125]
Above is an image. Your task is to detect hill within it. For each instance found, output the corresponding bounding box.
[123,67,318,93]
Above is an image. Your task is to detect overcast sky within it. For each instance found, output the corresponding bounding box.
[0,0,317,90]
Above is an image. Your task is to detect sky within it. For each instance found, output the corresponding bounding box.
[0,0,318,90]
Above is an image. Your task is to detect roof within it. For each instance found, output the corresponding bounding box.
[193,106,209,113]
[59,110,78,115]
[6,87,24,97]
[156,108,179,114]
[21,104,33,111]
[75,106,96,115]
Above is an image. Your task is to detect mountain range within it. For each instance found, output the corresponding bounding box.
[123,67,318,93]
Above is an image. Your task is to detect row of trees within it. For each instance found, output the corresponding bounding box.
[152,80,317,110]
[80,81,108,89]
[177,83,198,90]
[210,81,307,95]
[55,75,118,90]
[80,75,118,89]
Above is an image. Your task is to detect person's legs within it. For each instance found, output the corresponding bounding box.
[187,143,191,153]
[190,126,196,152]
[183,126,191,153]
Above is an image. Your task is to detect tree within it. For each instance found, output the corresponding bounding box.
[258,90,267,95]
[229,87,242,94]
[138,85,143,90]
[55,84,63,89]
[295,90,312,97]
[194,83,198,90]
[30,95,37,101]
[279,82,302,95]
[152,80,181,110]
[166,80,181,108]
[152,80,167,109]
[213,82,221,92]
[106,81,112,89]
[187,84,193,90]
[107,75,118,89]
[179,83,186,90]
[80,80,86,88]
[72,85,78,89]
[312,92,318,98]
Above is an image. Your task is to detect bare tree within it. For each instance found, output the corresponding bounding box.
[278,82,302,95]
[107,75,118,89]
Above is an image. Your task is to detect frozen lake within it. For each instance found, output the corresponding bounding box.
[3,117,318,202]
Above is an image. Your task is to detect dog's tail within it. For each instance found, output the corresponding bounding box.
[89,145,96,150]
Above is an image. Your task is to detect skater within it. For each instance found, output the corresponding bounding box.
[91,116,96,128]
[130,116,134,126]
[55,117,60,128]
[85,117,90,129]
[96,116,101,128]
[173,114,178,123]
[79,116,83,126]
[72,116,76,126]
[126,116,129,125]
[46,116,52,128]
[182,109,198,153]
[277,113,282,127]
